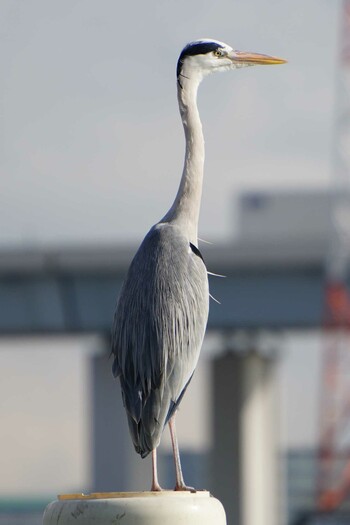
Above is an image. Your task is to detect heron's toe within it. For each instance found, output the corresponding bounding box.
[174,483,196,492]
[151,481,163,492]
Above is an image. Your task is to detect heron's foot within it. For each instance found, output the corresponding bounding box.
[151,481,163,492]
[174,483,196,492]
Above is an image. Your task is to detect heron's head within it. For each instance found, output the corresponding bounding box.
[177,39,286,87]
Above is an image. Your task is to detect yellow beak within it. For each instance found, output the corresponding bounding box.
[231,51,287,65]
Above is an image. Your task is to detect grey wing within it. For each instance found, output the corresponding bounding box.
[111,223,209,457]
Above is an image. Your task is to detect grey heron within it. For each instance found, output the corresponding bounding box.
[112,39,286,491]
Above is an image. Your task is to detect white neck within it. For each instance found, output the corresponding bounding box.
[161,73,204,245]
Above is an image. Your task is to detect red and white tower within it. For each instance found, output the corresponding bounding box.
[317,0,350,511]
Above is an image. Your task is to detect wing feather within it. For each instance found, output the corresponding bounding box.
[112,223,209,457]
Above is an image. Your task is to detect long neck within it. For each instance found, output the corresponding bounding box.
[162,75,204,245]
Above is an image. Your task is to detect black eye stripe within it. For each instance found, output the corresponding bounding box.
[176,42,224,79]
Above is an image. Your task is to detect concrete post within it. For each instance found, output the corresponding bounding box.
[43,492,227,525]
[241,352,278,525]
[210,351,278,525]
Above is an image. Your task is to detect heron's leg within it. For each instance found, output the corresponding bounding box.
[169,415,195,491]
[151,448,162,491]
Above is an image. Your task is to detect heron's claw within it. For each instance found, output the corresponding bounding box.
[151,482,163,492]
[174,483,196,492]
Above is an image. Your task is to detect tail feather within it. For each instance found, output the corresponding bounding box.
[122,374,194,458]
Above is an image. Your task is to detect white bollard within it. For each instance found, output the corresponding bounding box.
[43,491,226,525]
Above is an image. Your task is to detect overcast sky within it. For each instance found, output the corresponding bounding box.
[1,0,339,246]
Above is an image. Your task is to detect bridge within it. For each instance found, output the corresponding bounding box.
[0,237,327,335]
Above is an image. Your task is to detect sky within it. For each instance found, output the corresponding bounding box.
[0,0,342,499]
[0,0,339,246]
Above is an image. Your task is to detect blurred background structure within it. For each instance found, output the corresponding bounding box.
[2,1,350,524]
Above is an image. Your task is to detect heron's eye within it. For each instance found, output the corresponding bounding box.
[213,49,223,57]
